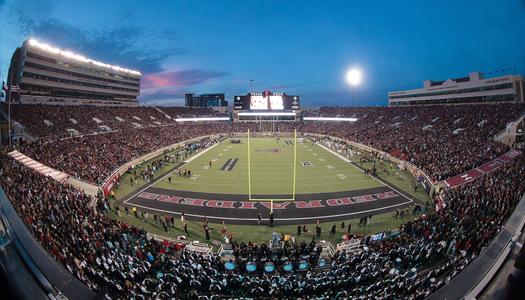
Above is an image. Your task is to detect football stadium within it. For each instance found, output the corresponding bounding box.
[0,1,525,299]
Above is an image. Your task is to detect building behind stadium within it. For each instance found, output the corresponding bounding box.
[389,71,524,106]
[185,93,228,113]
[6,39,141,106]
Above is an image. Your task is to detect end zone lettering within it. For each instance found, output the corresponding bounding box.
[145,190,400,210]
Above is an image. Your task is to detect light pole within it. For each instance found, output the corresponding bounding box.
[346,69,362,107]
[250,79,254,94]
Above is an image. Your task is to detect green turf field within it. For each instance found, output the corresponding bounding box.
[109,134,432,247]
[153,137,383,196]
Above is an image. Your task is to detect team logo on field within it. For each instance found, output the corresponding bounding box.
[301,161,313,167]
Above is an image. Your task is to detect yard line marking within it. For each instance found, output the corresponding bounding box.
[184,142,220,163]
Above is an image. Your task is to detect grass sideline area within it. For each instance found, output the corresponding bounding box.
[352,153,431,204]
[107,135,432,247]
[105,207,427,251]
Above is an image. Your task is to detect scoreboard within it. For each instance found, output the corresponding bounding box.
[234,91,300,111]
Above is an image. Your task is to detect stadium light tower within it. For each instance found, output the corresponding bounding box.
[346,68,362,106]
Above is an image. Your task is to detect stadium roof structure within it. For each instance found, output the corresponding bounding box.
[26,38,141,76]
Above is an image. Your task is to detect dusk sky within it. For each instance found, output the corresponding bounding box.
[0,0,524,106]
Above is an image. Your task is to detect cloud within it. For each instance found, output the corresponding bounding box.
[139,88,186,104]
[5,4,186,73]
[142,70,228,89]
[3,0,230,106]
[139,69,228,104]
[2,0,238,107]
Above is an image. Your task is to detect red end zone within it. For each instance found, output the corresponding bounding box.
[122,186,414,225]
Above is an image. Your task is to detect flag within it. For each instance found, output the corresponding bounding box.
[10,85,21,93]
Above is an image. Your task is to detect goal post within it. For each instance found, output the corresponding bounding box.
[248,128,251,198]
[247,129,297,201]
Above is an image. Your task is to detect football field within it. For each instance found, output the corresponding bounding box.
[153,137,383,197]
[122,135,414,224]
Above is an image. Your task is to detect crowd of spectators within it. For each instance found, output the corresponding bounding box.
[6,103,523,184]
[6,103,216,140]
[1,137,524,298]
[300,103,524,181]
[19,122,256,184]
[231,238,322,266]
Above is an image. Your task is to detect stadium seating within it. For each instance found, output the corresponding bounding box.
[6,104,217,140]
[1,142,523,298]
[301,103,523,181]
[7,103,523,184]
[1,102,524,298]
[19,122,256,184]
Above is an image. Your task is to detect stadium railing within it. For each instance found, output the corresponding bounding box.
[326,241,337,256]
[0,213,52,300]
[0,188,97,300]
[146,233,213,254]
[494,112,525,144]
[336,239,362,253]
[427,192,525,299]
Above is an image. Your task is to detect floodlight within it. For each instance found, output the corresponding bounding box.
[346,69,362,86]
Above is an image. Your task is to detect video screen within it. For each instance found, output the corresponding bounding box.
[269,95,284,110]
[250,95,267,110]
[234,93,300,110]
[250,95,284,110]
